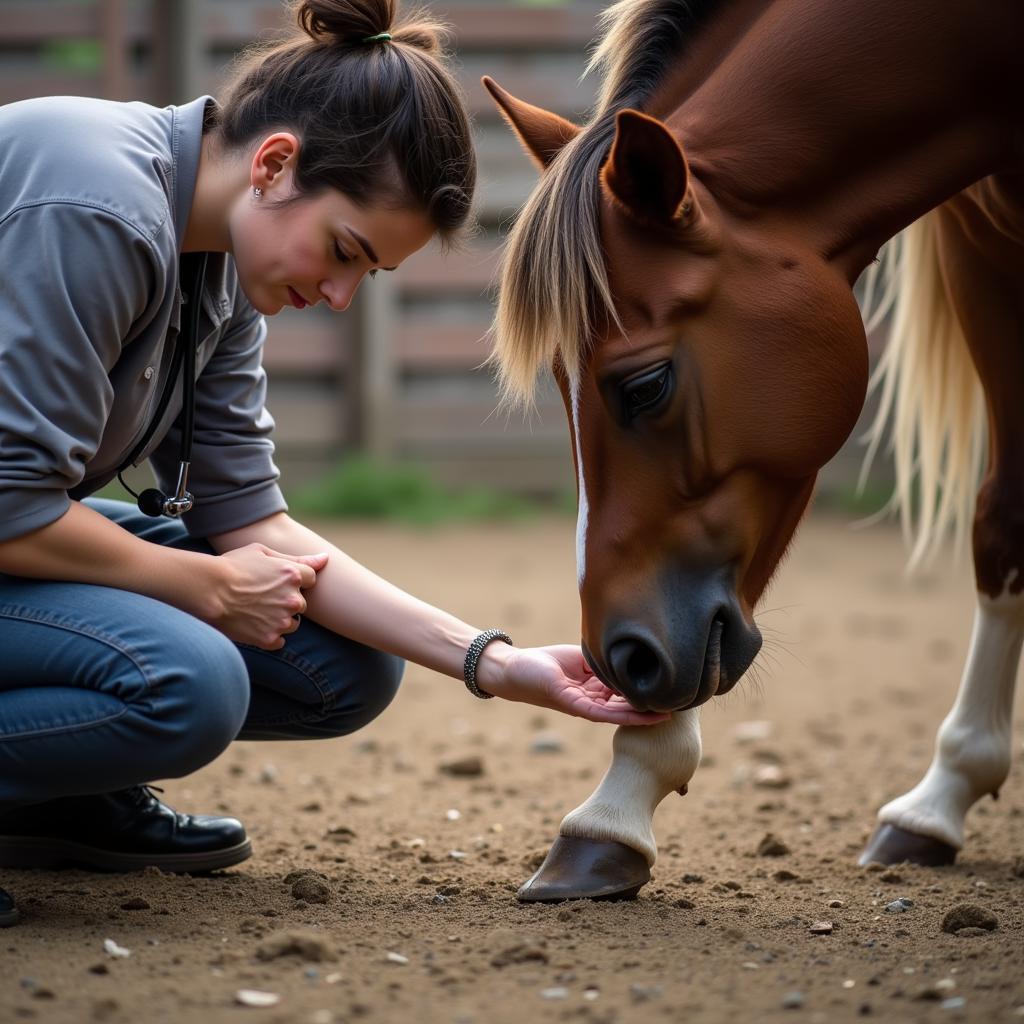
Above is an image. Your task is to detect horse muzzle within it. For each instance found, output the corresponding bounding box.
[587,574,762,713]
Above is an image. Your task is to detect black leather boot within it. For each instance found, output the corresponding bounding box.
[0,886,18,927]
[0,787,251,873]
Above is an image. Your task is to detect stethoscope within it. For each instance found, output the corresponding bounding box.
[116,252,208,518]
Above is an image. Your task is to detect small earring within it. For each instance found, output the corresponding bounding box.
[252,186,263,199]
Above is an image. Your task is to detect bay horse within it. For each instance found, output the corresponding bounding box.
[484,0,1023,900]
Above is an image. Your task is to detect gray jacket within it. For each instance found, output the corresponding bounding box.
[0,94,287,543]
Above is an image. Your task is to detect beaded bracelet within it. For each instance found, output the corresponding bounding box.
[463,629,513,699]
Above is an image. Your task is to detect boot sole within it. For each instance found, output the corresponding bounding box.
[0,836,252,874]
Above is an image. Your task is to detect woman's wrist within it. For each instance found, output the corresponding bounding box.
[472,635,515,694]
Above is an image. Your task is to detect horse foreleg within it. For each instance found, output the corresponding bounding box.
[861,590,1022,865]
[518,710,701,901]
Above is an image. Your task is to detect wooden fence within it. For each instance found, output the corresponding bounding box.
[0,0,892,500]
[0,0,604,492]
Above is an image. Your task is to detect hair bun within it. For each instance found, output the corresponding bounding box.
[295,0,395,45]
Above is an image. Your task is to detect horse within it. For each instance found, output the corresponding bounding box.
[483,0,1024,901]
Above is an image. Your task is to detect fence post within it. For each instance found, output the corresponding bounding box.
[351,276,398,461]
[99,0,128,100]
[156,0,204,104]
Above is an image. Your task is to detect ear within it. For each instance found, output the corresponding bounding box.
[601,109,693,225]
[482,76,581,170]
[250,132,301,194]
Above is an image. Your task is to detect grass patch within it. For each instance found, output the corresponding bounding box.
[286,456,541,526]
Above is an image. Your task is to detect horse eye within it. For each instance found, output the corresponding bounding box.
[622,365,672,420]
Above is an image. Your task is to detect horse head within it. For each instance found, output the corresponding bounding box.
[487,78,869,712]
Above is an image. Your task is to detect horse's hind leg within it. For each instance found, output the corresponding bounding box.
[861,590,1023,864]
[518,710,701,900]
[861,191,1024,866]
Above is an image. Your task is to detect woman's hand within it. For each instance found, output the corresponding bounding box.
[207,544,328,649]
[477,644,671,725]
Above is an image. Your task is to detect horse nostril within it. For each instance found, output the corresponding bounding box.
[608,637,662,693]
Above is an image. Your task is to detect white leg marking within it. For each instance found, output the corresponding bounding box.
[877,588,1023,848]
[558,711,702,865]
[570,380,588,589]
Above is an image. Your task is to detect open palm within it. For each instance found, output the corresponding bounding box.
[488,645,670,725]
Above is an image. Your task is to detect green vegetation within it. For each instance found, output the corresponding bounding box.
[286,456,544,526]
[43,39,102,75]
[814,478,894,519]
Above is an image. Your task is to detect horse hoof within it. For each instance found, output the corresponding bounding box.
[517,835,651,903]
[858,824,957,867]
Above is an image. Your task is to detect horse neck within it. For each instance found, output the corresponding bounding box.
[652,0,1021,278]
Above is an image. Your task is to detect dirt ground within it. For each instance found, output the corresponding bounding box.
[2,512,1023,1024]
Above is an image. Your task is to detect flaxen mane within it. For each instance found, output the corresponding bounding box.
[492,0,985,565]
[491,0,718,404]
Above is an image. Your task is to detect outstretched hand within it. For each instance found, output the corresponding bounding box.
[481,644,671,725]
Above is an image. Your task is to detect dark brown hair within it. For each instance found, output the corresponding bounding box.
[211,0,475,242]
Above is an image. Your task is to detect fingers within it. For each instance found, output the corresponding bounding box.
[572,701,672,725]
[282,551,330,570]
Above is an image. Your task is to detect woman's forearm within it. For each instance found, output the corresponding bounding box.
[208,512,513,685]
[0,502,223,621]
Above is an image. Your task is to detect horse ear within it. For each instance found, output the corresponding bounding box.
[482,76,581,170]
[601,109,692,225]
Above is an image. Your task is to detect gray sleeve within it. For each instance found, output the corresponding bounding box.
[0,202,156,542]
[150,292,287,538]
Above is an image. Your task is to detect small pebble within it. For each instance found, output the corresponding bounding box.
[541,987,569,1000]
[756,833,791,857]
[236,989,280,1008]
[119,898,150,911]
[440,755,484,777]
[753,765,791,789]
[782,991,805,1009]
[386,952,409,965]
[529,732,565,754]
[809,921,833,935]
[629,984,662,1003]
[733,720,773,743]
[258,764,279,785]
[885,898,913,913]
[828,900,845,909]
[941,997,967,1011]
[448,850,467,860]
[103,939,131,959]
[445,809,461,821]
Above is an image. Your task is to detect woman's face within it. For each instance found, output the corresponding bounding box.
[230,178,435,316]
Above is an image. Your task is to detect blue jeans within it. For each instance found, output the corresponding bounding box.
[0,499,403,811]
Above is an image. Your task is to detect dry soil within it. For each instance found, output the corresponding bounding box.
[2,514,1023,1024]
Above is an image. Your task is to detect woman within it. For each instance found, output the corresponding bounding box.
[0,0,667,927]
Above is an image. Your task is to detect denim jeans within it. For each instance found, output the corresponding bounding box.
[0,499,403,810]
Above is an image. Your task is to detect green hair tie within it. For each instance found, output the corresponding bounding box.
[363,32,392,43]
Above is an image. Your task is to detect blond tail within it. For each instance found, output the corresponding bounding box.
[859,208,987,569]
